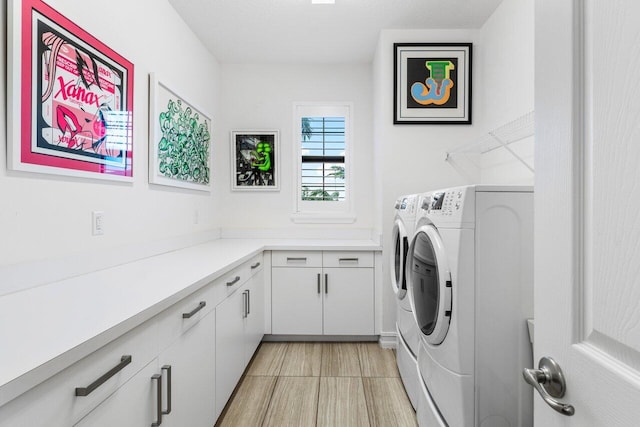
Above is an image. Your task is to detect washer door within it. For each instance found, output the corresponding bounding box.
[391,219,409,300]
[408,225,452,345]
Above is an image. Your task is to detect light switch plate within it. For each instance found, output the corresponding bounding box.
[92,211,104,235]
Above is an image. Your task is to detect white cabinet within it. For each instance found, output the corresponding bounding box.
[74,300,216,427]
[215,255,265,418]
[245,263,265,361]
[0,319,157,427]
[74,361,158,427]
[322,267,374,335]
[272,267,323,334]
[271,251,374,335]
[158,310,216,427]
[215,284,246,419]
[0,254,265,427]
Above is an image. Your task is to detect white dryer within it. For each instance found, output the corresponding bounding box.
[390,194,420,409]
[407,185,534,427]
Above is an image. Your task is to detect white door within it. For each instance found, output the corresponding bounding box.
[534,0,640,425]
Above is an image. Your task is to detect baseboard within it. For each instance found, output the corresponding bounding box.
[378,331,398,349]
[263,335,379,342]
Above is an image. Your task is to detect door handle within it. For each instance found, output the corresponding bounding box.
[161,365,172,415]
[523,357,575,416]
[325,273,328,294]
[242,291,248,318]
[151,372,162,426]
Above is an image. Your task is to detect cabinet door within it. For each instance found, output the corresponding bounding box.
[244,268,265,363]
[271,267,323,335]
[73,361,157,427]
[215,286,246,419]
[323,268,374,335]
[160,311,216,427]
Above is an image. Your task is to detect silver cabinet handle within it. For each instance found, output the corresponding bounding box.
[242,291,248,318]
[182,301,206,318]
[247,289,251,315]
[161,365,172,415]
[339,258,359,262]
[325,273,328,294]
[317,273,321,294]
[287,257,307,262]
[523,357,575,416]
[226,276,241,286]
[251,262,261,269]
[75,355,132,396]
[151,372,162,426]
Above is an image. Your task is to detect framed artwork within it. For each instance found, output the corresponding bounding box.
[394,43,472,125]
[231,131,279,191]
[149,74,212,191]
[7,0,135,180]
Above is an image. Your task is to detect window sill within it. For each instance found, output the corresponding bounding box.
[290,213,357,224]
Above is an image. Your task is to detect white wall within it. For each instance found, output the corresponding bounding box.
[0,0,221,293]
[374,0,535,336]
[217,64,375,236]
[476,0,535,185]
[373,28,479,335]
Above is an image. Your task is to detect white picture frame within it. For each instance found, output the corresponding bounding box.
[148,73,212,191]
[230,130,280,191]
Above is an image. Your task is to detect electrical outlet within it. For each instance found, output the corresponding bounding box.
[92,211,104,236]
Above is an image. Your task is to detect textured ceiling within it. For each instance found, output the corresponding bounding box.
[168,0,503,64]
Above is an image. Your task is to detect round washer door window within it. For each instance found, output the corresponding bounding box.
[391,220,408,299]
[408,225,452,345]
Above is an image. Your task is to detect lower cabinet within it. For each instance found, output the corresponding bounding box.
[73,361,157,426]
[74,310,216,427]
[0,254,265,427]
[214,270,265,419]
[158,310,216,427]
[271,251,375,335]
[322,267,374,335]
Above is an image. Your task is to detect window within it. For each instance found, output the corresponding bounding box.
[294,103,353,221]
[301,116,345,201]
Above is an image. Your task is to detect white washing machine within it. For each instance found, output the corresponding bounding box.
[390,194,420,409]
[407,185,534,427]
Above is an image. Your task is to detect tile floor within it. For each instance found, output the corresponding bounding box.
[216,342,417,427]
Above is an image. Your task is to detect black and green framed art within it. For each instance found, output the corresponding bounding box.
[394,43,472,125]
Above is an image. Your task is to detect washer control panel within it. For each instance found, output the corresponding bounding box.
[430,190,464,216]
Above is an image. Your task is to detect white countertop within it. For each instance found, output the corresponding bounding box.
[0,238,380,406]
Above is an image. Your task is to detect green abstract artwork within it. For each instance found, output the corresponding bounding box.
[149,74,212,191]
[158,99,210,184]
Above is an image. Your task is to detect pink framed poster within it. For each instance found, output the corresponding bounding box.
[7,0,135,181]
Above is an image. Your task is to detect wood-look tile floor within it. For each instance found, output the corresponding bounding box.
[216,342,417,427]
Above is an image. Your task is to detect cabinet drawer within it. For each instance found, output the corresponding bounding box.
[156,282,216,351]
[248,252,264,276]
[0,320,157,427]
[322,251,374,268]
[272,251,322,267]
[215,263,251,297]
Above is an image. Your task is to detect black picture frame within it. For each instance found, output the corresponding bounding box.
[394,43,472,125]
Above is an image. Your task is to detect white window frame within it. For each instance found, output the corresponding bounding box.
[291,102,355,223]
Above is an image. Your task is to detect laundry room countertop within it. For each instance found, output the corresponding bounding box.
[0,237,381,406]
